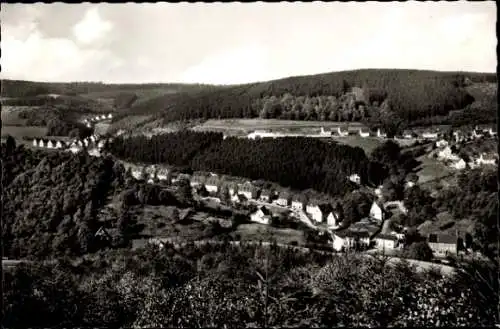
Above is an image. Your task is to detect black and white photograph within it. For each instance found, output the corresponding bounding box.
[1,1,498,327]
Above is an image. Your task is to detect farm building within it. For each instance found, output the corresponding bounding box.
[291,195,307,212]
[326,211,341,229]
[332,230,371,252]
[369,201,385,222]
[374,233,400,250]
[259,189,272,203]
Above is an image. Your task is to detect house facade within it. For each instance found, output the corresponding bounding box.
[238,182,258,200]
[422,132,438,140]
[250,206,272,225]
[369,201,384,221]
[374,233,399,250]
[377,129,387,138]
[291,196,306,211]
[427,233,458,256]
[337,127,349,137]
[205,176,220,193]
[274,191,291,207]
[306,203,323,223]
[450,159,467,170]
[333,230,371,252]
[348,174,361,185]
[359,129,370,138]
[326,211,341,229]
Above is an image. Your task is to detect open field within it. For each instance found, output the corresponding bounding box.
[1,106,37,125]
[1,125,48,140]
[196,119,367,132]
[330,136,382,154]
[230,223,306,245]
[415,155,454,184]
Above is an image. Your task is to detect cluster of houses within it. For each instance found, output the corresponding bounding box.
[246,125,498,143]
[32,134,108,154]
[433,127,498,170]
[83,113,113,128]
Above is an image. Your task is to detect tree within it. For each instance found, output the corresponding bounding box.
[406,241,433,261]
[5,135,17,154]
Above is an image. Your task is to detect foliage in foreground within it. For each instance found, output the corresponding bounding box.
[3,243,497,328]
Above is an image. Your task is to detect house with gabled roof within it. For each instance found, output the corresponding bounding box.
[326,211,341,229]
[108,113,113,119]
[376,128,387,138]
[358,129,370,138]
[32,138,38,147]
[336,127,349,137]
[259,189,272,203]
[476,153,497,166]
[205,176,220,193]
[369,201,385,222]
[427,233,459,256]
[374,233,400,250]
[274,191,291,207]
[422,131,439,140]
[46,140,55,149]
[250,206,272,225]
[238,181,258,200]
[332,230,371,252]
[291,194,307,211]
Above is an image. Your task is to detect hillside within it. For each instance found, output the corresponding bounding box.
[1,79,214,111]
[122,69,496,131]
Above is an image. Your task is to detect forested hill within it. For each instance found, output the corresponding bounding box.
[0,80,213,98]
[123,69,496,128]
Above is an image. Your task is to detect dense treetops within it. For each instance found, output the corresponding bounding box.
[123,69,496,127]
[106,131,389,196]
[3,242,498,328]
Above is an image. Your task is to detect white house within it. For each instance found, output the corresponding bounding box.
[83,139,89,147]
[100,115,106,120]
[238,181,257,200]
[422,132,438,140]
[438,146,459,162]
[306,202,323,223]
[450,159,467,170]
[108,113,113,119]
[274,191,291,207]
[32,139,38,147]
[332,230,371,252]
[86,123,92,128]
[156,169,169,181]
[337,127,349,137]
[131,170,143,180]
[326,211,341,229]
[376,129,387,138]
[359,129,370,138]
[487,128,497,137]
[369,201,384,222]
[76,140,83,147]
[476,153,497,166]
[435,139,449,148]
[94,116,100,121]
[291,196,305,212]
[403,131,414,139]
[55,141,63,149]
[90,135,96,143]
[46,140,54,149]
[97,141,105,149]
[69,145,80,154]
[374,185,383,199]
[348,174,361,185]
[205,176,220,193]
[406,181,415,188]
[374,233,399,250]
[250,206,272,225]
[320,127,331,136]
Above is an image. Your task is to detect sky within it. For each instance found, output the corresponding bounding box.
[1,1,497,85]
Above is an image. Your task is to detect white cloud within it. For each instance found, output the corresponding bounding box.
[1,27,120,82]
[180,44,272,85]
[72,7,113,45]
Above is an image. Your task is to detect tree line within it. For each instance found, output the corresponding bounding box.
[106,132,420,196]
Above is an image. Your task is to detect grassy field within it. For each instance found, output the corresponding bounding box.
[108,115,154,134]
[331,136,382,154]
[230,223,306,246]
[1,106,37,125]
[415,155,454,184]
[1,125,48,140]
[196,119,366,132]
